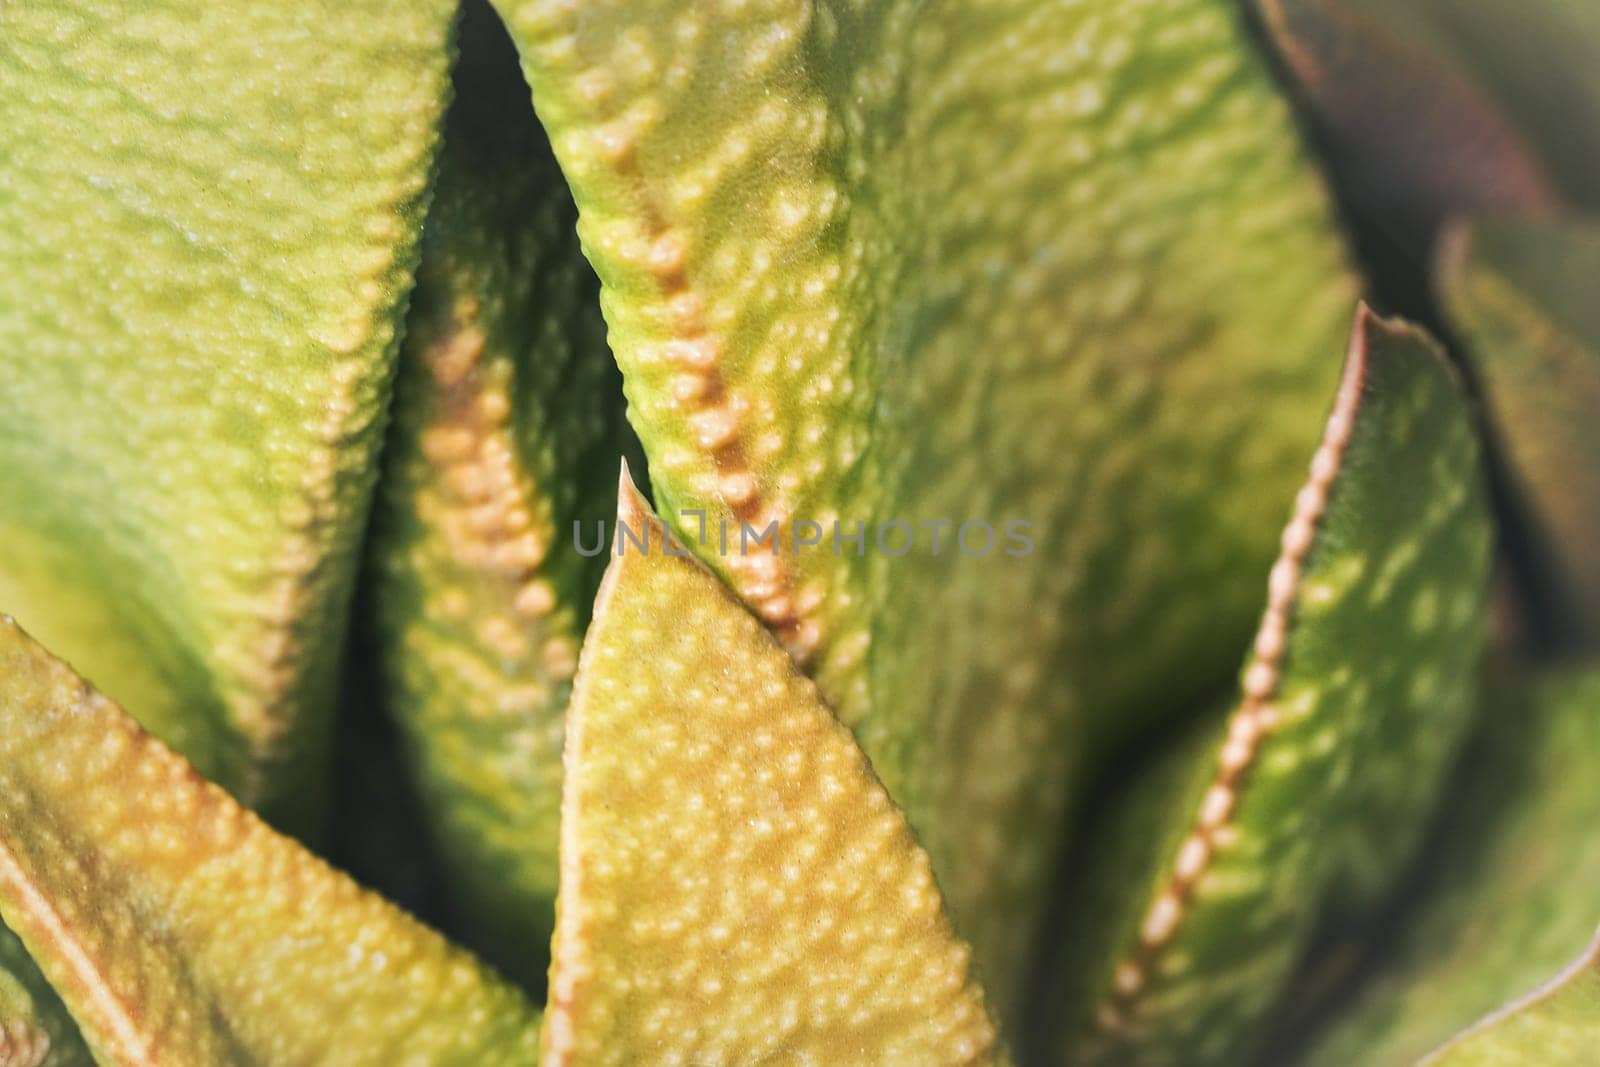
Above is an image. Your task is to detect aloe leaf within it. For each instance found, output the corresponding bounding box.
[0,926,91,1066]
[544,474,1004,1064]
[1425,943,1600,1066]
[1058,309,1492,1064]
[1439,218,1600,642]
[0,0,455,827]
[368,6,635,981]
[1298,668,1600,1064]
[490,0,1357,1005]
[0,614,543,1066]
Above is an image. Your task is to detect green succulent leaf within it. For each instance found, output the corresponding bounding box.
[368,7,636,982]
[1060,309,1492,1064]
[1439,217,1600,642]
[0,615,542,1066]
[491,0,1357,1006]
[0,0,455,826]
[1303,668,1600,1065]
[544,475,1003,1065]
[1425,948,1600,1067]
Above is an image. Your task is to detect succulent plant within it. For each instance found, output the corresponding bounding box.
[0,0,1597,1063]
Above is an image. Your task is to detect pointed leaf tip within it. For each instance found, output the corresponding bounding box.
[491,0,1359,1008]
[615,458,648,529]
[1066,307,1491,1064]
[1349,304,1471,412]
[549,492,1004,1065]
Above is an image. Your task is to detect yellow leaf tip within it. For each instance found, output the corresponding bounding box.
[614,457,651,534]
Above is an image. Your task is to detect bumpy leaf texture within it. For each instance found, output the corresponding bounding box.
[492,0,1357,1008]
[0,925,87,1066]
[369,6,635,980]
[0,616,543,1066]
[1056,310,1492,1064]
[1304,668,1600,1065]
[544,475,1003,1065]
[1439,218,1600,642]
[0,0,454,825]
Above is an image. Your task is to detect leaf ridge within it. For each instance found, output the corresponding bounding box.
[1095,304,1376,1027]
[0,838,154,1067]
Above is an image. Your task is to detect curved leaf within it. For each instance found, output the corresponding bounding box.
[0,616,542,1066]
[1426,941,1600,1066]
[0,925,90,1066]
[0,0,455,825]
[1440,217,1600,642]
[1060,309,1492,1063]
[1302,668,1600,1065]
[1258,0,1600,218]
[492,0,1357,1004]
[1255,0,1561,232]
[544,475,1003,1065]
[1402,0,1600,211]
[368,6,635,982]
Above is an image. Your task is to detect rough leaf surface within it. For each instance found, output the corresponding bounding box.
[0,616,542,1066]
[0,0,455,824]
[494,0,1356,1005]
[544,477,1003,1066]
[369,6,635,982]
[1062,310,1492,1064]
[1303,669,1600,1065]
[1441,218,1600,640]
[0,925,89,1066]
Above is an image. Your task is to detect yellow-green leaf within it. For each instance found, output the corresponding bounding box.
[491,0,1357,1008]
[0,616,542,1066]
[544,475,1003,1065]
[1440,217,1600,642]
[1059,309,1492,1064]
[1302,668,1600,1065]
[369,6,636,982]
[0,0,454,826]
[0,925,90,1066]
[1426,942,1600,1066]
